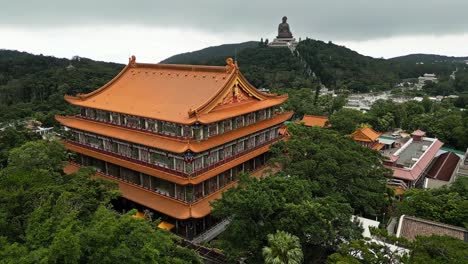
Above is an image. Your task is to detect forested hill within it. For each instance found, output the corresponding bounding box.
[389,53,468,64]
[160,41,259,64]
[0,50,123,124]
[162,39,467,92]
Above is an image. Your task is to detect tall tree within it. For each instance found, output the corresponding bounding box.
[263,231,303,264]
[270,124,390,216]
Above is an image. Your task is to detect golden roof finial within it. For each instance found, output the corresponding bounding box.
[129,55,137,67]
[225,57,238,73]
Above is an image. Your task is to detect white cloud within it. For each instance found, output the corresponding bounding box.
[339,34,468,59]
[0,25,255,63]
[1,25,467,63]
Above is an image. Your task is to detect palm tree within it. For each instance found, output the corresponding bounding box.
[262,230,303,264]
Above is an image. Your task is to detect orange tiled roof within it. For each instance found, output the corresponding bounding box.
[411,129,426,137]
[351,127,381,143]
[64,57,287,124]
[56,112,292,153]
[371,143,385,150]
[300,115,329,127]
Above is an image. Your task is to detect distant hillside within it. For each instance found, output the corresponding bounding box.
[389,54,468,64]
[162,39,467,93]
[160,41,259,64]
[0,50,123,124]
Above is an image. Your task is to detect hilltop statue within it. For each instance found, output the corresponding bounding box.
[269,16,298,50]
[277,16,293,39]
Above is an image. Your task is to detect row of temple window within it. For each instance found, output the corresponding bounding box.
[77,153,268,202]
[70,126,280,175]
[80,107,274,140]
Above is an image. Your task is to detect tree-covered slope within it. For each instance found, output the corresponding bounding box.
[0,50,123,124]
[160,41,259,64]
[162,39,467,93]
[389,53,468,64]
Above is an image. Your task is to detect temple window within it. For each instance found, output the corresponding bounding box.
[193,125,202,140]
[85,108,96,119]
[236,140,245,153]
[245,113,255,126]
[140,148,150,163]
[270,128,277,139]
[208,123,218,137]
[256,109,266,121]
[193,183,204,200]
[121,167,140,184]
[184,162,194,174]
[224,145,233,158]
[118,143,132,157]
[150,151,171,168]
[146,119,157,132]
[151,177,175,197]
[182,125,192,138]
[193,157,203,171]
[131,147,139,159]
[206,150,219,166]
[110,112,120,125]
[257,132,266,145]
[235,116,244,128]
[176,185,185,201]
[161,121,178,136]
[139,118,146,129]
[87,135,103,149]
[175,158,184,172]
[223,119,232,133]
[96,110,110,122]
[125,115,140,128]
[246,136,255,149]
[218,147,225,160]
[141,173,151,189]
[202,126,208,139]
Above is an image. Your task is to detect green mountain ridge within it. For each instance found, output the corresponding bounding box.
[1,40,467,125]
[161,39,467,92]
[160,41,259,64]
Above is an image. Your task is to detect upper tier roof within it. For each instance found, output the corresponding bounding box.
[65,56,287,124]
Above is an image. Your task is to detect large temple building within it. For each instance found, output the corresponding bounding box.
[58,56,292,240]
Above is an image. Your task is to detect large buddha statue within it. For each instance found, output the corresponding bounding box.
[277,16,293,39]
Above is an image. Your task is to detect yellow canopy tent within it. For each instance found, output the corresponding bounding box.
[157,221,175,231]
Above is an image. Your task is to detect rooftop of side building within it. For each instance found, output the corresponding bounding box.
[300,115,329,128]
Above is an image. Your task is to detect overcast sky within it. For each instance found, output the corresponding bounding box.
[1,0,468,63]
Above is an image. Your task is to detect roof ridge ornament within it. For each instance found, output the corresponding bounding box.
[225,57,238,73]
[129,55,137,67]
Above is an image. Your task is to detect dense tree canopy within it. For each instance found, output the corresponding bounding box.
[328,235,468,264]
[0,50,122,124]
[270,125,390,216]
[211,125,394,262]
[0,140,201,264]
[396,177,468,228]
[211,174,362,263]
[0,124,41,167]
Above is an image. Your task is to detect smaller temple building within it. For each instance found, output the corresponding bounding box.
[383,130,443,189]
[300,115,329,128]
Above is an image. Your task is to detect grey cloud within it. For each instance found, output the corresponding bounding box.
[1,0,468,41]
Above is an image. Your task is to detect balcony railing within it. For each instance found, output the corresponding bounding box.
[65,134,283,178]
[76,114,194,140]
